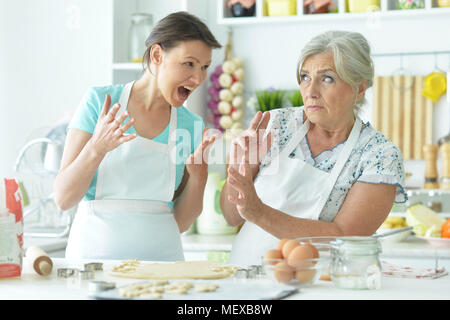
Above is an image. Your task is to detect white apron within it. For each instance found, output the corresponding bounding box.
[229,117,362,266]
[65,81,184,261]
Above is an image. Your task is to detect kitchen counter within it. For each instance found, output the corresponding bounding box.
[1,257,449,300]
[24,233,450,261]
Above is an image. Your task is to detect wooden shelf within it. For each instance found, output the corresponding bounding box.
[218,0,450,26]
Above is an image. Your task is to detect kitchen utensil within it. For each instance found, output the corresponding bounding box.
[25,246,53,276]
[84,262,103,271]
[423,144,439,189]
[372,75,433,160]
[88,281,116,293]
[440,143,450,189]
[373,226,413,239]
[57,268,79,278]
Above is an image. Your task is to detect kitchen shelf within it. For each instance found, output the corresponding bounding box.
[218,0,450,26]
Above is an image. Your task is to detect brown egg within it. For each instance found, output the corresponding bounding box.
[273,262,295,283]
[287,244,315,268]
[281,239,300,258]
[295,269,317,284]
[264,249,283,265]
[307,243,320,259]
[277,238,289,251]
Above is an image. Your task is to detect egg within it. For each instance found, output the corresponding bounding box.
[287,244,315,268]
[277,239,289,251]
[281,239,300,258]
[264,249,283,265]
[295,269,317,284]
[273,262,294,283]
[306,243,320,263]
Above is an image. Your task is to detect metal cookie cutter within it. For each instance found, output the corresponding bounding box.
[234,268,249,279]
[84,262,103,272]
[57,268,80,278]
[79,270,95,280]
[88,281,116,293]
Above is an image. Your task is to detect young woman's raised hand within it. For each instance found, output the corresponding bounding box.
[185,128,219,184]
[90,94,137,155]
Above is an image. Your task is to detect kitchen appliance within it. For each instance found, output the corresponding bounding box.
[13,119,74,238]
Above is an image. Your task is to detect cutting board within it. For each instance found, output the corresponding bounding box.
[372,75,434,160]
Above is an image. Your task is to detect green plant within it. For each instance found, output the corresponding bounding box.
[255,88,285,112]
[288,90,303,107]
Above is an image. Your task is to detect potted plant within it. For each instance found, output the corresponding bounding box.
[255,88,286,112]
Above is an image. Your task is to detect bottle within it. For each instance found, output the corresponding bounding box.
[423,144,439,189]
[440,143,450,190]
[329,237,382,290]
[128,13,153,63]
[0,208,22,279]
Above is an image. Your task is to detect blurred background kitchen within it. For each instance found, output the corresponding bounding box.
[1,0,449,259]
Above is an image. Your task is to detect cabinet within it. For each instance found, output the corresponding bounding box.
[218,0,450,25]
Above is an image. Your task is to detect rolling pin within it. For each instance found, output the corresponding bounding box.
[440,143,450,190]
[423,144,439,189]
[26,246,53,276]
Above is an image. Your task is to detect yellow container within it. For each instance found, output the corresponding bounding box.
[347,0,380,13]
[266,0,297,16]
[438,0,450,7]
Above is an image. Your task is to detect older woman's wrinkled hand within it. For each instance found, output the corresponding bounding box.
[228,111,272,179]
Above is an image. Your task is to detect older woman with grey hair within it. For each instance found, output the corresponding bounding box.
[221,30,407,265]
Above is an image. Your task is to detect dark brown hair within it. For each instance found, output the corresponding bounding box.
[142,11,222,69]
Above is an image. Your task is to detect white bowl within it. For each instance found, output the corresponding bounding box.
[376,228,412,243]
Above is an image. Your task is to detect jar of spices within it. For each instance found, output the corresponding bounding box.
[329,237,382,290]
[128,13,153,63]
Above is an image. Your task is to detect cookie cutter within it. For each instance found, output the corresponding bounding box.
[84,262,103,271]
[234,265,264,279]
[79,270,95,280]
[88,281,116,293]
[57,268,80,278]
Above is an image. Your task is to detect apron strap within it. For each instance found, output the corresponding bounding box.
[312,117,362,215]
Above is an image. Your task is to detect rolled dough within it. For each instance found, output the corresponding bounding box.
[109,260,239,280]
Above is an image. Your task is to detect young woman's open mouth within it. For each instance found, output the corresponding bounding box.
[177,85,194,101]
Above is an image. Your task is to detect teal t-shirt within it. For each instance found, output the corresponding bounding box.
[68,84,205,208]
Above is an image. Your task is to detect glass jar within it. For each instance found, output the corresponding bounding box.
[329,237,382,290]
[128,13,153,63]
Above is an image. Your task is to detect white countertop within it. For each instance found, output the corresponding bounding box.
[1,257,449,300]
[24,233,450,260]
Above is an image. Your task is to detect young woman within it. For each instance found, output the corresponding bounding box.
[55,12,222,261]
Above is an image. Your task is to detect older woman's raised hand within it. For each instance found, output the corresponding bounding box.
[229,111,272,178]
[90,94,137,156]
[227,145,264,223]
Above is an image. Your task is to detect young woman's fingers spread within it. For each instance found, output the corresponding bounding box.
[108,103,121,120]
[249,111,262,131]
[118,132,137,144]
[100,94,111,117]
[121,117,135,133]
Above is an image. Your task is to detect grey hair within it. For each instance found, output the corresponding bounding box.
[297,31,374,114]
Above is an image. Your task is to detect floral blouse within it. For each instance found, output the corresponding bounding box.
[259,107,407,222]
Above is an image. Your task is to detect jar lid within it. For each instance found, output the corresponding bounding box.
[332,236,382,256]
